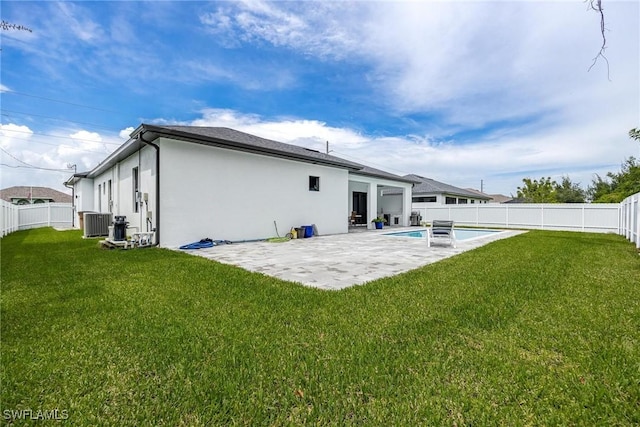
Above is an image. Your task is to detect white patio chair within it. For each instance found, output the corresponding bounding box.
[426,220,456,248]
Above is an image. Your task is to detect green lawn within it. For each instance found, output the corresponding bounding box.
[1,228,639,425]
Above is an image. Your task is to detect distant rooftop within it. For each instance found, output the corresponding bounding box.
[0,186,72,204]
[464,188,512,203]
[385,175,492,199]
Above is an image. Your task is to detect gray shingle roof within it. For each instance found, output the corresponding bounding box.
[465,188,512,203]
[406,174,492,199]
[140,125,364,170]
[351,165,420,184]
[88,124,413,185]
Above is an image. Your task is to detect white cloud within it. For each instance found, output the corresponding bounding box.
[55,2,105,43]
[188,1,638,195]
[182,106,637,196]
[2,1,637,197]
[199,1,362,59]
[0,124,34,151]
[1,126,124,192]
[119,127,135,140]
[200,1,637,129]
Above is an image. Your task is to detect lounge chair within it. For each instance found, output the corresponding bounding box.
[427,220,456,248]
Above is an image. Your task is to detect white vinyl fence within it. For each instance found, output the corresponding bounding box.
[620,192,640,248]
[415,203,621,233]
[1,200,73,237]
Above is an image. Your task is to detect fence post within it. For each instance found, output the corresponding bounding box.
[631,193,640,249]
[505,205,509,228]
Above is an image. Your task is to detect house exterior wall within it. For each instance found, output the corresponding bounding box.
[159,138,348,247]
[412,193,488,206]
[73,178,94,227]
[81,146,157,233]
[380,194,404,223]
[350,174,412,227]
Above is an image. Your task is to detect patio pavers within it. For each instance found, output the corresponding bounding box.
[177,228,526,290]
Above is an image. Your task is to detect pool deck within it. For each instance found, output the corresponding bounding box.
[177,227,526,290]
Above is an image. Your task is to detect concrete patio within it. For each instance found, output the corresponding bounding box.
[177,228,526,290]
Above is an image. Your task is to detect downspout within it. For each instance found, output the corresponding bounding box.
[63,179,75,228]
[138,131,160,246]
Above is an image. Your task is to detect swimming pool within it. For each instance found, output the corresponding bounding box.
[385,228,503,241]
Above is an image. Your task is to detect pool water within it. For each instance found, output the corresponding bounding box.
[386,228,502,241]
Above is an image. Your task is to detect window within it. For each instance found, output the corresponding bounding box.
[108,180,113,212]
[471,200,475,204]
[133,167,139,213]
[309,176,320,191]
[413,196,437,203]
[458,198,468,204]
[445,197,457,204]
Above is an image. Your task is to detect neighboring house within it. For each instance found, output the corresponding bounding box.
[0,186,72,205]
[384,175,492,207]
[464,188,513,204]
[66,125,415,248]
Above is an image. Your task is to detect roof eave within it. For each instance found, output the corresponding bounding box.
[414,190,492,200]
[137,124,362,171]
[350,170,419,184]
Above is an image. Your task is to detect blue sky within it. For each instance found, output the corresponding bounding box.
[1,0,638,196]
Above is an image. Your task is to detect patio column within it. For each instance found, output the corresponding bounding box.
[367,182,378,229]
[402,186,412,226]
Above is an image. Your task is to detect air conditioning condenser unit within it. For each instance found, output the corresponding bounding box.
[83,213,112,238]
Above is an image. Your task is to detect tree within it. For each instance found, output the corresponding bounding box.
[587,157,640,203]
[517,176,586,203]
[555,176,586,203]
[516,177,557,203]
[586,174,615,202]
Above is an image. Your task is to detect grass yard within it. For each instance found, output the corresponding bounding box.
[1,228,639,425]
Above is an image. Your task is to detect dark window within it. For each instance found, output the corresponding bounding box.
[108,180,113,212]
[471,200,475,204]
[133,167,139,213]
[309,176,320,191]
[413,196,437,203]
[458,198,468,204]
[445,197,457,204]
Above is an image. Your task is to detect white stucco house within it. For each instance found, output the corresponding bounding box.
[66,125,416,248]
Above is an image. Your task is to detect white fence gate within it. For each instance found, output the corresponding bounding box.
[1,201,73,237]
